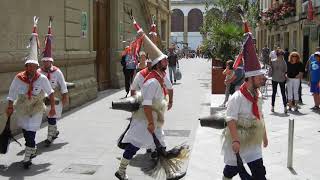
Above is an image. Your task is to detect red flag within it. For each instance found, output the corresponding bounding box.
[129,35,144,64]
[308,0,314,21]
[233,52,243,69]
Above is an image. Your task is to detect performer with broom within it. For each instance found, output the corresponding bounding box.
[6,17,56,169]
[38,17,68,147]
[115,16,184,180]
[221,16,268,180]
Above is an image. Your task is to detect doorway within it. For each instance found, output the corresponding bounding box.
[94,0,111,90]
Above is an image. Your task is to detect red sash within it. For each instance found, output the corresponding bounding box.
[140,68,149,78]
[144,70,167,96]
[39,66,58,80]
[239,83,260,120]
[17,71,41,99]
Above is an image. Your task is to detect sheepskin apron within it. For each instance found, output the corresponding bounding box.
[14,72,46,131]
[122,70,168,149]
[39,67,63,118]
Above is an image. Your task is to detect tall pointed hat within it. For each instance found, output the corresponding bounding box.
[42,16,54,62]
[149,15,157,36]
[237,6,265,77]
[25,16,40,66]
[131,16,167,67]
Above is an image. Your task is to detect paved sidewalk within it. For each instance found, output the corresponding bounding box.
[0,58,211,180]
[186,82,320,180]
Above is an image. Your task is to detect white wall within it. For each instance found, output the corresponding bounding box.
[188,32,202,50]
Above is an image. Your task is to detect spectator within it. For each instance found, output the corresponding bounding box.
[286,52,304,111]
[309,51,320,110]
[220,60,235,107]
[137,51,147,72]
[229,64,245,94]
[269,45,279,65]
[260,44,270,68]
[121,46,137,97]
[269,49,287,113]
[284,48,290,64]
[167,47,179,84]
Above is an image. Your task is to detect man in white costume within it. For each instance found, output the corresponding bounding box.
[38,17,68,146]
[6,17,56,169]
[115,18,181,180]
[222,22,268,180]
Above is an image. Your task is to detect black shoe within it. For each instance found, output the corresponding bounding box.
[23,161,32,169]
[115,171,128,180]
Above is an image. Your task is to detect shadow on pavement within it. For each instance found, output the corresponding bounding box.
[16,141,68,156]
[129,153,157,175]
[270,112,290,117]
[0,161,51,179]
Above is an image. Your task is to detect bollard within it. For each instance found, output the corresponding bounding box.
[287,119,294,168]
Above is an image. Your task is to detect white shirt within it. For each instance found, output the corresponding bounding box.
[269,50,277,60]
[39,67,68,94]
[7,74,54,101]
[224,90,264,166]
[131,71,172,92]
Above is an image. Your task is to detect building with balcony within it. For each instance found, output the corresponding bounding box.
[256,0,320,65]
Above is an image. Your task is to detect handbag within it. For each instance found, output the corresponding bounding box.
[175,67,182,80]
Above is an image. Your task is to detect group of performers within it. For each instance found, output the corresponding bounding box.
[5,17,68,169]
[2,10,270,180]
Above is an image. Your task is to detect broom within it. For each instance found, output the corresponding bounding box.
[142,133,189,180]
[0,116,22,154]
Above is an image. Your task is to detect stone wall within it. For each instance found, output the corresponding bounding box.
[0,0,97,132]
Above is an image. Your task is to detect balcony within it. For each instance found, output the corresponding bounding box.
[259,2,296,30]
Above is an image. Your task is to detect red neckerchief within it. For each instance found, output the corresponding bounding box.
[16,71,41,99]
[144,70,167,96]
[40,66,58,80]
[239,83,260,120]
[140,67,149,78]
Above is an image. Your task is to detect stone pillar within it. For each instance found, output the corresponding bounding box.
[109,0,124,88]
[184,16,188,46]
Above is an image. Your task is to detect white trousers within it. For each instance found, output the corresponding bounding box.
[287,78,300,101]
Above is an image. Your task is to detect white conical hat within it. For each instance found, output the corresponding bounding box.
[142,34,167,66]
[41,16,53,62]
[25,16,40,66]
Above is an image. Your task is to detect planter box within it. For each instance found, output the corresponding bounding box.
[212,58,224,67]
[212,67,226,94]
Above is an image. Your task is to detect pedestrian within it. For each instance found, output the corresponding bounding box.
[286,52,304,111]
[121,46,137,97]
[269,45,278,65]
[115,18,183,180]
[38,17,68,146]
[6,17,56,169]
[309,51,320,110]
[167,47,179,84]
[269,49,287,113]
[260,44,270,68]
[222,28,268,180]
[136,51,147,72]
[220,60,235,107]
[229,64,245,95]
[283,48,290,64]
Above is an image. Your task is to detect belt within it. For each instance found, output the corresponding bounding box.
[44,97,60,105]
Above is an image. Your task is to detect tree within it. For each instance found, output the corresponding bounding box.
[201,0,260,62]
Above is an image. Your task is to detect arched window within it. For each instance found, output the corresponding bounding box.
[171,9,184,32]
[188,8,203,32]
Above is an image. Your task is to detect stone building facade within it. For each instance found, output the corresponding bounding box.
[0,0,170,131]
[256,0,320,64]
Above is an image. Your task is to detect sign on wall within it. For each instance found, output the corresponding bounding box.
[81,11,88,38]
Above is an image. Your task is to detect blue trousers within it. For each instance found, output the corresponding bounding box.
[223,158,266,180]
[22,129,36,148]
[123,143,140,160]
[48,117,57,125]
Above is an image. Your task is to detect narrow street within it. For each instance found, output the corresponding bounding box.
[0,58,211,180]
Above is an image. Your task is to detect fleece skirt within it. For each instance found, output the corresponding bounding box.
[122,118,166,149]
